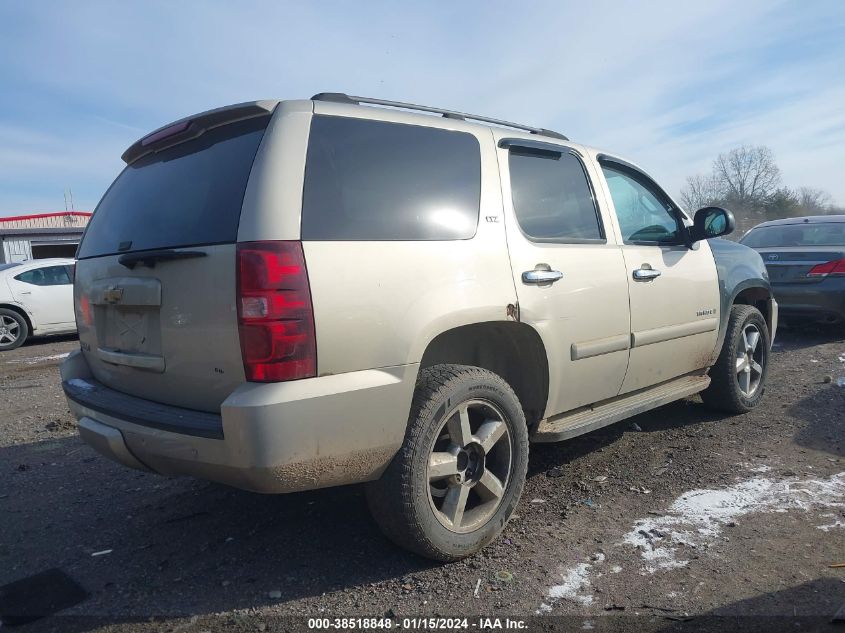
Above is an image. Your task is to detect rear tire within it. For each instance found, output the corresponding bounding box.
[0,309,28,351]
[701,305,770,413]
[366,364,528,561]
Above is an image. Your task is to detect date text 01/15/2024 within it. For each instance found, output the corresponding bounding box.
[307,617,528,630]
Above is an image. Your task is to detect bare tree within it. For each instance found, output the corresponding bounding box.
[680,172,723,211]
[713,145,781,206]
[796,187,833,214]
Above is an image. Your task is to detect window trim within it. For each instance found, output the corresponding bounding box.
[598,156,688,247]
[502,138,607,245]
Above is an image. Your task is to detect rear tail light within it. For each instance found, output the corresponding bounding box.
[807,258,845,278]
[236,241,316,382]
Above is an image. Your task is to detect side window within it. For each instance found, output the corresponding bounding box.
[509,148,603,242]
[14,265,72,286]
[301,116,481,240]
[600,163,681,244]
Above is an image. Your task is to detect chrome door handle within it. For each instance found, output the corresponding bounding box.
[18,291,32,295]
[632,268,661,281]
[522,269,564,284]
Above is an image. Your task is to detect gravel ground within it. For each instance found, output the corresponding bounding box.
[1,326,844,632]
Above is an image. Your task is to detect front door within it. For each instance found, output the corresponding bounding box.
[597,159,720,394]
[499,139,631,418]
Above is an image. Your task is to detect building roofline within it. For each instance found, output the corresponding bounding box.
[0,227,87,237]
[0,211,91,223]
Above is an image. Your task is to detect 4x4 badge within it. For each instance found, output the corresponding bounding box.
[103,286,124,304]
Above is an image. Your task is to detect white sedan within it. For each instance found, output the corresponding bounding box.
[0,258,76,350]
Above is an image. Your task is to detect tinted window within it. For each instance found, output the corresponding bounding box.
[301,116,480,240]
[509,149,602,241]
[741,223,845,248]
[15,265,72,286]
[601,163,680,244]
[0,263,21,272]
[78,116,270,258]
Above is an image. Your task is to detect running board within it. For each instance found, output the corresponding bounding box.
[532,374,710,443]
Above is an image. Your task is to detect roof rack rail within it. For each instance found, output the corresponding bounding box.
[311,92,568,141]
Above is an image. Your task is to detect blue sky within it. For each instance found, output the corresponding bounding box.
[1,0,844,215]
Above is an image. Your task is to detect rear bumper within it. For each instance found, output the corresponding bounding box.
[772,281,845,323]
[61,350,417,493]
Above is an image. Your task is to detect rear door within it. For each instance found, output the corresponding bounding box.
[498,138,631,416]
[596,158,720,394]
[74,113,271,412]
[9,263,75,327]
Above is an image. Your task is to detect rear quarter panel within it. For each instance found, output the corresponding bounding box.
[306,120,516,375]
[241,101,518,375]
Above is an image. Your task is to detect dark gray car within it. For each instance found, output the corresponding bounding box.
[741,215,845,324]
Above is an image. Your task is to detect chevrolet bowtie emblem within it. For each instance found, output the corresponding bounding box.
[103,286,124,304]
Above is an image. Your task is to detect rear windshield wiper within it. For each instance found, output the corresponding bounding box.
[117,249,207,270]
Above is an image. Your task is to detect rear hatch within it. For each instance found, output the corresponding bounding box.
[74,107,273,412]
[756,248,845,284]
[741,222,845,285]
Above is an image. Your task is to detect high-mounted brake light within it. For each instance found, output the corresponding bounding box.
[236,241,317,382]
[807,258,845,278]
[141,120,191,146]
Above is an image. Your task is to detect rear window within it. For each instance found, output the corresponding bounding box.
[740,223,845,248]
[78,116,270,259]
[301,116,480,240]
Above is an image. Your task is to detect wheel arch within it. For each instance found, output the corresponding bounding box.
[707,280,774,366]
[732,284,774,335]
[418,321,549,430]
[0,302,34,333]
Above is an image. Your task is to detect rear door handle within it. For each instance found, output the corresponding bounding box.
[522,268,564,284]
[632,268,661,281]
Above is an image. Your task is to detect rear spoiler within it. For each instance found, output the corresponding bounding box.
[121,100,279,165]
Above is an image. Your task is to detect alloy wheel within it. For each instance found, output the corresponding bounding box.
[427,399,513,533]
[735,324,764,396]
[0,315,20,347]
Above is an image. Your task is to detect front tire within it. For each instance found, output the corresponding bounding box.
[701,304,770,413]
[0,309,28,351]
[366,364,529,561]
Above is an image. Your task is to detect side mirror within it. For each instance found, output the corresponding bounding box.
[689,206,735,242]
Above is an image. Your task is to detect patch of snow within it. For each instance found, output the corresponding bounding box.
[548,563,594,606]
[538,472,845,611]
[739,463,772,473]
[816,520,844,532]
[7,352,69,364]
[623,473,845,573]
